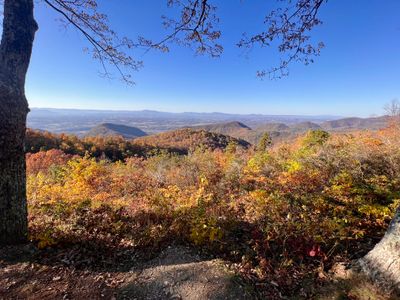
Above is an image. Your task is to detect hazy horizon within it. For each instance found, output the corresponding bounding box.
[29,106,385,119]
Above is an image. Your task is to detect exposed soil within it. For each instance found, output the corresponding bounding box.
[0,244,253,300]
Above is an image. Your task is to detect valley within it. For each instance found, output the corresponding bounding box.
[27,108,390,145]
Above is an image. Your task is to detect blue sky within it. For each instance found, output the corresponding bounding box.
[22,0,400,116]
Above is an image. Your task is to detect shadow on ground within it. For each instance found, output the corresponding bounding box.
[117,245,252,300]
[0,243,253,300]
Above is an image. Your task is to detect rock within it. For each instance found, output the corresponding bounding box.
[358,207,400,295]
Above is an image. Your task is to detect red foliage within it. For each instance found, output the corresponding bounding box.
[26,149,73,175]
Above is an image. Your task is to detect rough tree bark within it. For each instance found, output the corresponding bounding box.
[0,0,37,245]
[359,207,400,293]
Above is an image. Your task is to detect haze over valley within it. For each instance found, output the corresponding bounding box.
[28,107,390,145]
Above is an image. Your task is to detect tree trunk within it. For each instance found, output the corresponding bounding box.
[0,92,29,244]
[358,207,400,293]
[0,0,37,245]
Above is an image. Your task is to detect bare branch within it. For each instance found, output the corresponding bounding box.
[44,0,143,84]
[238,0,326,79]
[138,0,223,58]
[2,0,329,82]
[384,99,400,128]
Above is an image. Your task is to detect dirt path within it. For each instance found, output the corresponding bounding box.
[118,246,250,300]
[0,245,253,300]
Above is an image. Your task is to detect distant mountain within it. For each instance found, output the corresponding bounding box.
[192,121,251,132]
[255,123,290,132]
[322,116,389,131]
[187,120,322,145]
[28,108,341,135]
[290,122,322,131]
[134,128,250,152]
[27,108,390,143]
[86,123,147,139]
[189,121,293,145]
[190,121,252,138]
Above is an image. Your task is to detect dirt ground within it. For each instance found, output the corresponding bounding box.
[0,244,253,300]
[2,243,396,300]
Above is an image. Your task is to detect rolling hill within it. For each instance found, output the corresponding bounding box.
[134,128,250,152]
[255,123,290,132]
[86,123,148,139]
[321,116,389,131]
[27,108,340,135]
[290,121,322,132]
[191,121,324,144]
[189,121,255,142]
[191,121,252,135]
[188,116,391,145]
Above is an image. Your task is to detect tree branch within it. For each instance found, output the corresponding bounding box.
[43,0,142,84]
[138,0,223,58]
[238,0,326,79]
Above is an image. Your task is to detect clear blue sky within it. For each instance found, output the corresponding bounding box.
[21,0,400,116]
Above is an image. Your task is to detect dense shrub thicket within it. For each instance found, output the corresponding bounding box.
[25,128,249,160]
[25,129,177,160]
[26,127,400,297]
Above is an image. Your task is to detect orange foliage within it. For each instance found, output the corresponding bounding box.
[26,149,73,175]
[26,127,400,298]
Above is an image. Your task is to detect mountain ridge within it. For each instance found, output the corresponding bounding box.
[134,128,251,152]
[86,123,147,139]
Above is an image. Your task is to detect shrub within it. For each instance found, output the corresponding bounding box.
[26,127,400,297]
